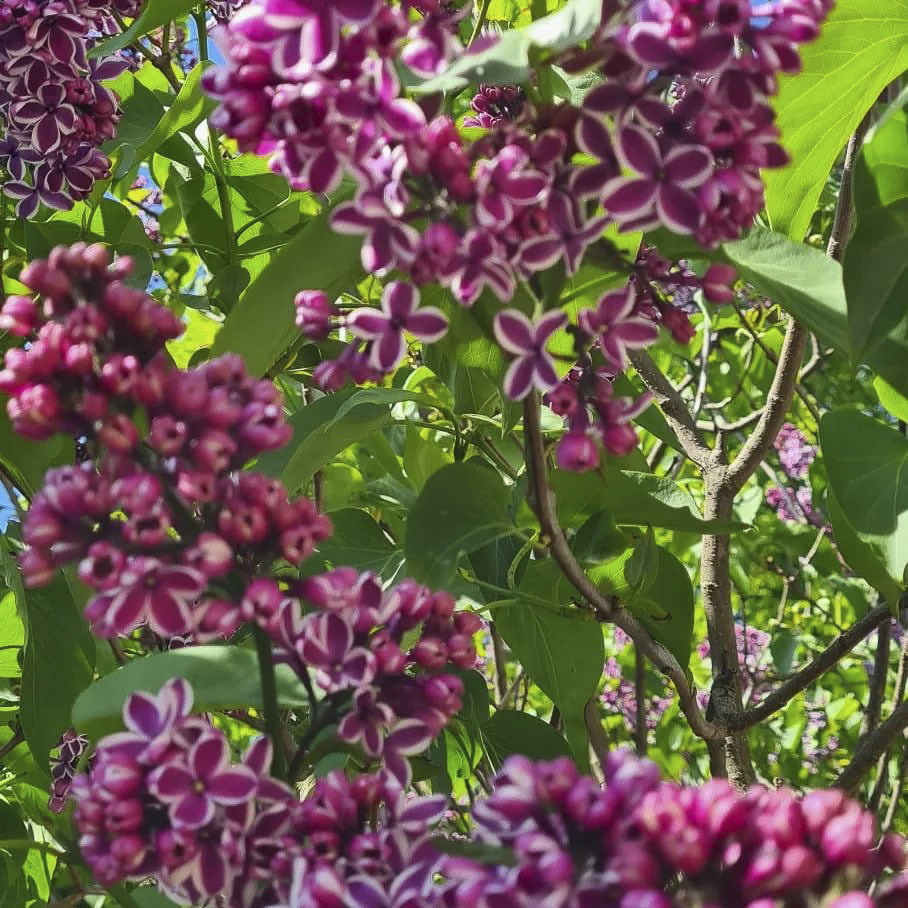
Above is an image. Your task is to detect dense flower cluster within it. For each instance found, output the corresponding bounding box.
[775,421,817,480]
[73,696,907,907]
[203,0,830,399]
[247,568,481,784]
[48,728,89,813]
[0,245,330,639]
[0,0,141,217]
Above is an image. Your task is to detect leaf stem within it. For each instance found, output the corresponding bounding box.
[252,626,287,781]
[469,0,494,46]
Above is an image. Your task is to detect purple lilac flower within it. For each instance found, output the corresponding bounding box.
[347,281,448,372]
[494,309,567,400]
[0,1,136,217]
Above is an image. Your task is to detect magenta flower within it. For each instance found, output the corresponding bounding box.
[578,284,660,372]
[474,145,550,228]
[149,732,258,829]
[348,282,448,372]
[494,309,567,400]
[602,125,714,235]
[338,686,394,757]
[10,84,76,153]
[87,558,206,638]
[448,229,516,306]
[331,191,420,276]
[517,193,610,276]
[299,611,377,690]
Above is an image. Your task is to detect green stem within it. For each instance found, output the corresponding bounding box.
[0,840,65,857]
[235,197,293,240]
[109,884,143,908]
[252,626,287,781]
[469,0,494,46]
[194,7,237,265]
[0,192,7,305]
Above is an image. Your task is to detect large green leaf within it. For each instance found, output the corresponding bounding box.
[819,409,908,606]
[550,468,747,533]
[132,62,214,165]
[258,389,419,495]
[317,509,403,580]
[10,567,95,769]
[764,0,908,240]
[0,592,24,678]
[844,93,908,360]
[91,0,198,56]
[827,488,904,609]
[72,646,310,739]
[405,462,515,588]
[496,560,603,767]
[415,0,601,93]
[211,206,362,376]
[480,709,572,769]
[722,227,908,397]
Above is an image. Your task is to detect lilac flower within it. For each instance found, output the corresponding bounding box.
[517,192,609,276]
[86,558,206,639]
[299,611,378,690]
[331,191,420,276]
[493,309,567,400]
[602,125,714,234]
[448,230,516,306]
[348,282,448,372]
[473,145,550,228]
[578,284,661,372]
[149,732,258,829]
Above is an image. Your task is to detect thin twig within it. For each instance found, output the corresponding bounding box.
[859,620,891,742]
[732,605,890,729]
[836,700,908,794]
[490,625,509,702]
[634,647,647,756]
[522,394,723,742]
[870,630,908,811]
[628,349,712,467]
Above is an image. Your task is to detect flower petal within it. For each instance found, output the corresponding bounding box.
[494,309,535,356]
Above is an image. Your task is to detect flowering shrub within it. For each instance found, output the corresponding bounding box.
[1,1,908,906]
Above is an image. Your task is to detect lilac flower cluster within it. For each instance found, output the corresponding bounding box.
[0,0,141,218]
[48,727,89,813]
[252,568,481,785]
[74,690,906,908]
[775,422,817,480]
[203,0,830,396]
[601,654,673,734]
[436,751,907,907]
[0,245,331,640]
[766,483,822,525]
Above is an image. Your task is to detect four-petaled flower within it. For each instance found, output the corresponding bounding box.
[348,282,448,372]
[602,125,714,235]
[148,732,258,829]
[87,558,207,638]
[493,309,567,400]
[10,84,76,153]
[578,285,661,372]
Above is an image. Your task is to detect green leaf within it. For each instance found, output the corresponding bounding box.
[550,468,747,533]
[211,205,362,376]
[764,0,908,240]
[17,571,95,769]
[258,389,407,495]
[405,462,515,588]
[495,569,603,767]
[415,0,602,93]
[72,645,310,739]
[480,709,572,768]
[827,489,903,608]
[844,92,908,360]
[875,376,908,423]
[0,592,24,678]
[820,410,908,609]
[624,527,659,596]
[722,227,852,352]
[91,0,198,56]
[0,409,72,496]
[132,62,214,164]
[317,509,403,580]
[723,227,908,397]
